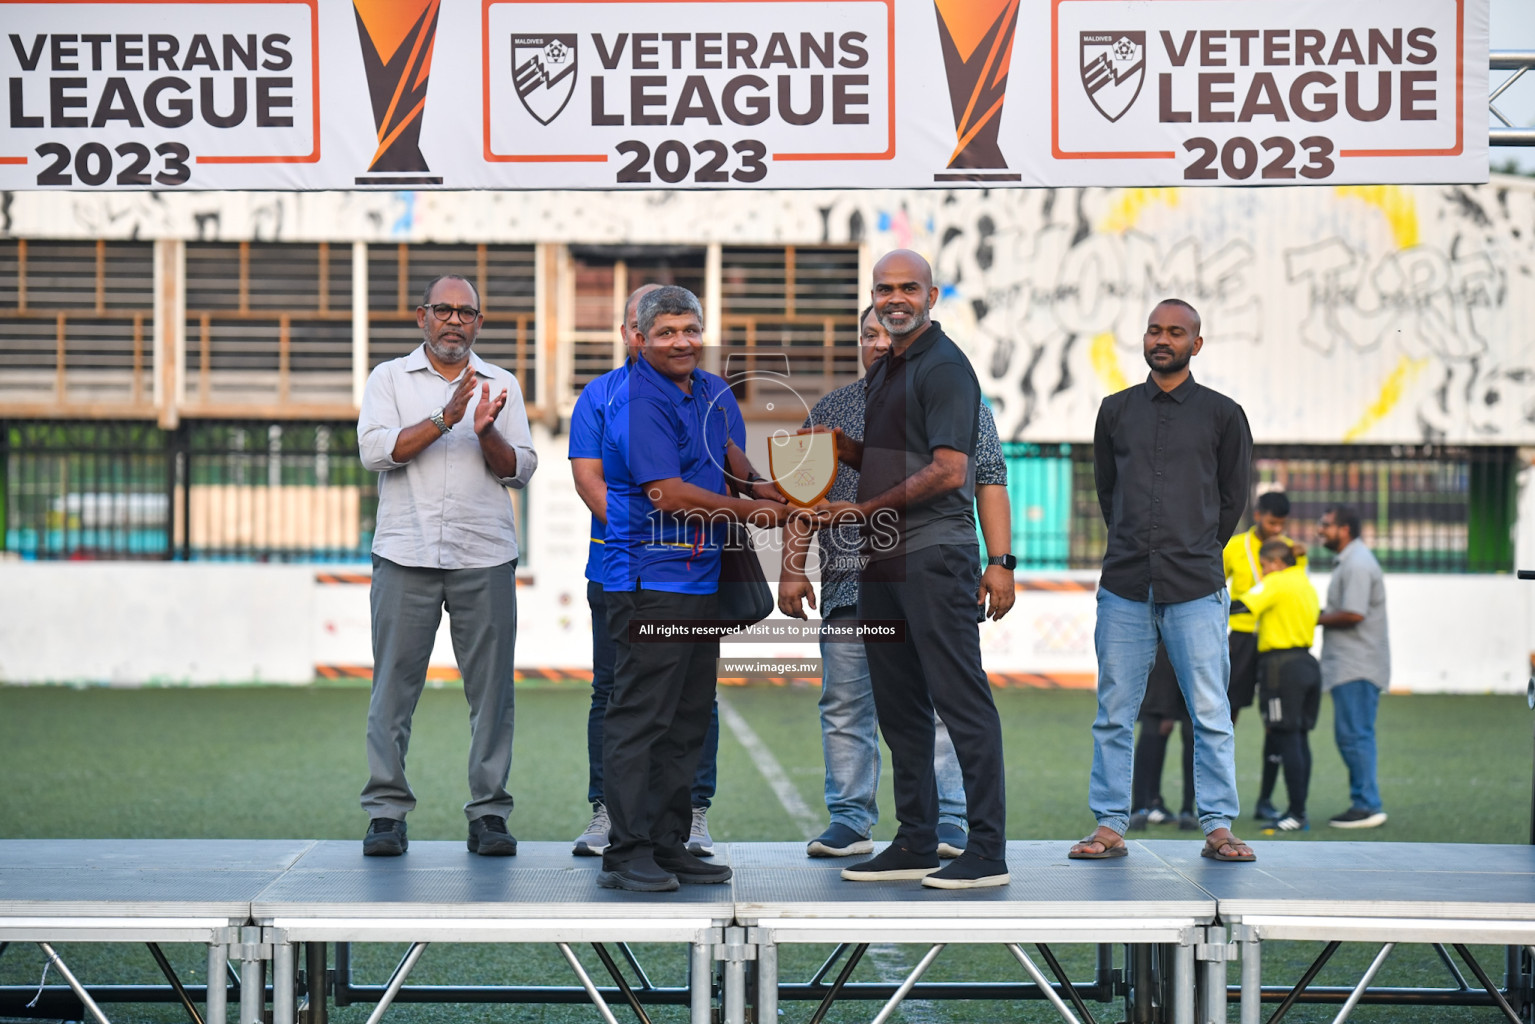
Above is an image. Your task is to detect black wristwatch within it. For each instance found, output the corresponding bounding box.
[987,554,1017,570]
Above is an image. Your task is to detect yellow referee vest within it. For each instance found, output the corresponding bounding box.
[1234,563,1320,652]
[1223,527,1308,633]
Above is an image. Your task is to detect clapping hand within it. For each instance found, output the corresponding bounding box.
[442,370,478,427]
[474,382,508,436]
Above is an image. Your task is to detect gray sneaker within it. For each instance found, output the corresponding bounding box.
[573,803,610,856]
[686,806,715,856]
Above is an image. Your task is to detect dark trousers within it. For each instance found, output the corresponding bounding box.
[1133,718,1195,814]
[601,588,720,870]
[1259,649,1322,818]
[587,580,719,808]
[859,544,1006,860]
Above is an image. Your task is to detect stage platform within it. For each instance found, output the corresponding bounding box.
[3,838,1534,1024]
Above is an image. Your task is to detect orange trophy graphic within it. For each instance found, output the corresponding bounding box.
[354,0,444,185]
[933,0,1022,181]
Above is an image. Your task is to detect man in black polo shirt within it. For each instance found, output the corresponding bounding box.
[1069,298,1256,863]
[818,249,1008,889]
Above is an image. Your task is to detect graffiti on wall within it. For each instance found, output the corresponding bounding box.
[812,184,1535,443]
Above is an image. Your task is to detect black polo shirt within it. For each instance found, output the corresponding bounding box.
[856,321,980,561]
[1094,373,1251,604]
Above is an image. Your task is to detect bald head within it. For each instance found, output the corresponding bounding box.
[870,249,938,341]
[621,283,661,359]
[873,249,934,289]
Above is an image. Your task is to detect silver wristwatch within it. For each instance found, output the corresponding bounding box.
[430,407,450,434]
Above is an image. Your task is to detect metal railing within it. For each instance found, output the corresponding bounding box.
[1492,51,1535,148]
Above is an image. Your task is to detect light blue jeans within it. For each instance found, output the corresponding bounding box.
[1331,678,1383,813]
[819,608,966,835]
[1090,587,1239,835]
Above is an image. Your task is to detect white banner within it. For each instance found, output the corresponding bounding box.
[0,0,1487,190]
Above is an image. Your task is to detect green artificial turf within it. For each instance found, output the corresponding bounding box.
[0,683,1530,1022]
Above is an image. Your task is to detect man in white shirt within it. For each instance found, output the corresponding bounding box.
[356,274,538,856]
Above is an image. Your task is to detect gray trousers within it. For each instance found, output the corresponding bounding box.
[361,555,518,822]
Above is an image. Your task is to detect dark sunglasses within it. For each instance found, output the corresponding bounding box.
[424,303,480,322]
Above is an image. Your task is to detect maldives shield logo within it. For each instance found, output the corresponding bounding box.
[1080,32,1145,122]
[512,35,578,125]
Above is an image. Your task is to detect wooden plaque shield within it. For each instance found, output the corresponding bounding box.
[768,432,839,507]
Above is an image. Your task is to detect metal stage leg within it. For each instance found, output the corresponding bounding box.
[615,942,654,991]
[1451,943,1523,1023]
[1094,945,1117,1004]
[806,943,868,1024]
[1234,927,1261,1024]
[207,942,229,1024]
[555,944,621,1024]
[1198,926,1229,1024]
[301,943,327,1024]
[589,943,652,1024]
[238,951,264,1024]
[690,941,714,1024]
[362,942,428,1024]
[1128,944,1154,1023]
[1172,942,1194,1024]
[37,943,112,1024]
[272,943,296,1024]
[1265,940,1340,1024]
[719,927,752,1024]
[1004,945,1081,1024]
[1035,944,1098,1024]
[752,934,777,1024]
[332,944,351,1008]
[870,943,945,1024]
[1330,943,1394,1024]
[146,942,205,1024]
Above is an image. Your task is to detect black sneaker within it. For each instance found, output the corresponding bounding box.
[1267,813,1309,833]
[807,823,874,858]
[655,849,733,885]
[598,858,680,892]
[1127,809,1151,831]
[1177,811,1200,832]
[1253,799,1279,823]
[921,851,1010,889]
[840,844,940,882]
[1329,808,1388,829]
[363,818,407,857]
[467,815,518,856]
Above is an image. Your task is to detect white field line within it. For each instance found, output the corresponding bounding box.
[715,692,820,836]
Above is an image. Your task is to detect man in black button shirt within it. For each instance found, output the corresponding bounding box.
[817,250,1009,889]
[1070,299,1257,863]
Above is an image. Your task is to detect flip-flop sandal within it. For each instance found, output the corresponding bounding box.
[1201,835,1256,862]
[1068,833,1128,860]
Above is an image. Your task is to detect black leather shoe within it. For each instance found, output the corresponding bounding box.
[656,849,733,885]
[467,815,518,856]
[363,818,407,857]
[597,858,679,892]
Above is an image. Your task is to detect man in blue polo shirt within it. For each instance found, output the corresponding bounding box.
[598,285,793,892]
[567,284,724,859]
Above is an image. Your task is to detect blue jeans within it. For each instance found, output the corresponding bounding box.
[587,581,718,808]
[1331,679,1383,812]
[818,608,966,835]
[1090,587,1239,835]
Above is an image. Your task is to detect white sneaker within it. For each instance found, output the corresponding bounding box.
[573,803,610,856]
[686,806,715,856]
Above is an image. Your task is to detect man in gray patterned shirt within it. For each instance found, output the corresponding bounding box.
[778,303,1016,861]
